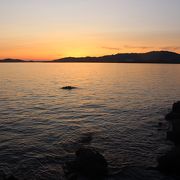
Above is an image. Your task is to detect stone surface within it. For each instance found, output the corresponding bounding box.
[64,147,108,180]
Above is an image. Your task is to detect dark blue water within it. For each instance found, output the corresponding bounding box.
[0,63,180,179]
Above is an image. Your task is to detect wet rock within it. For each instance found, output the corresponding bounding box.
[61,86,77,90]
[76,148,108,178]
[158,101,180,176]
[157,147,180,175]
[64,147,108,180]
[167,119,180,145]
[6,176,18,180]
[166,102,180,145]
[165,101,180,120]
[166,113,180,120]
[172,101,180,113]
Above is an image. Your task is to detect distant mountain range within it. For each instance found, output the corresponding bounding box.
[1,51,180,63]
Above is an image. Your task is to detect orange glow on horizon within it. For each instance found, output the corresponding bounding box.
[0,32,180,60]
[0,46,179,61]
[0,1,179,60]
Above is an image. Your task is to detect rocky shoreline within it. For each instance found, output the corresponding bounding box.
[62,101,180,180]
[157,101,180,177]
[1,102,180,180]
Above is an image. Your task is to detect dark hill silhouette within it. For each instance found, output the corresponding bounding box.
[0,51,180,63]
[0,58,25,62]
[53,51,180,63]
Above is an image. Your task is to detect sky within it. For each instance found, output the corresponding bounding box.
[0,0,180,60]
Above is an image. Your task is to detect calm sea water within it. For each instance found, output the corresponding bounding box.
[0,63,180,179]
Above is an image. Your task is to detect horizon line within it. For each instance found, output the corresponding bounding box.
[0,50,179,62]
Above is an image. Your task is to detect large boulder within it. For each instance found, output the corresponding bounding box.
[64,147,108,180]
[75,148,108,178]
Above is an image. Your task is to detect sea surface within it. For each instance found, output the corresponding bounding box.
[0,63,180,179]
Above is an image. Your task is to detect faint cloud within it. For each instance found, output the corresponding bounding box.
[160,46,180,51]
[124,45,153,50]
[102,46,121,51]
[102,45,180,53]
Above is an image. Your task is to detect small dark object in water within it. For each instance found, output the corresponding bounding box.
[61,86,77,90]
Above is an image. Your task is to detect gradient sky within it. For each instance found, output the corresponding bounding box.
[0,0,180,60]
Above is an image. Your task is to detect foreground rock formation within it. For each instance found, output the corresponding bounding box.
[1,102,180,180]
[64,147,108,180]
[158,101,180,176]
[64,147,176,180]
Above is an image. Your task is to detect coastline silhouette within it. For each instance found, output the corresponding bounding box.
[0,51,180,63]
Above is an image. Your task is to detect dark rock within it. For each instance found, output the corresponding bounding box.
[165,101,180,120]
[75,148,108,178]
[167,131,176,142]
[165,112,180,120]
[172,101,180,113]
[61,86,77,90]
[166,102,180,145]
[158,101,180,176]
[167,119,180,145]
[157,147,180,175]
[64,147,108,180]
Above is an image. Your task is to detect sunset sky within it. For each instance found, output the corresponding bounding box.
[0,0,180,60]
